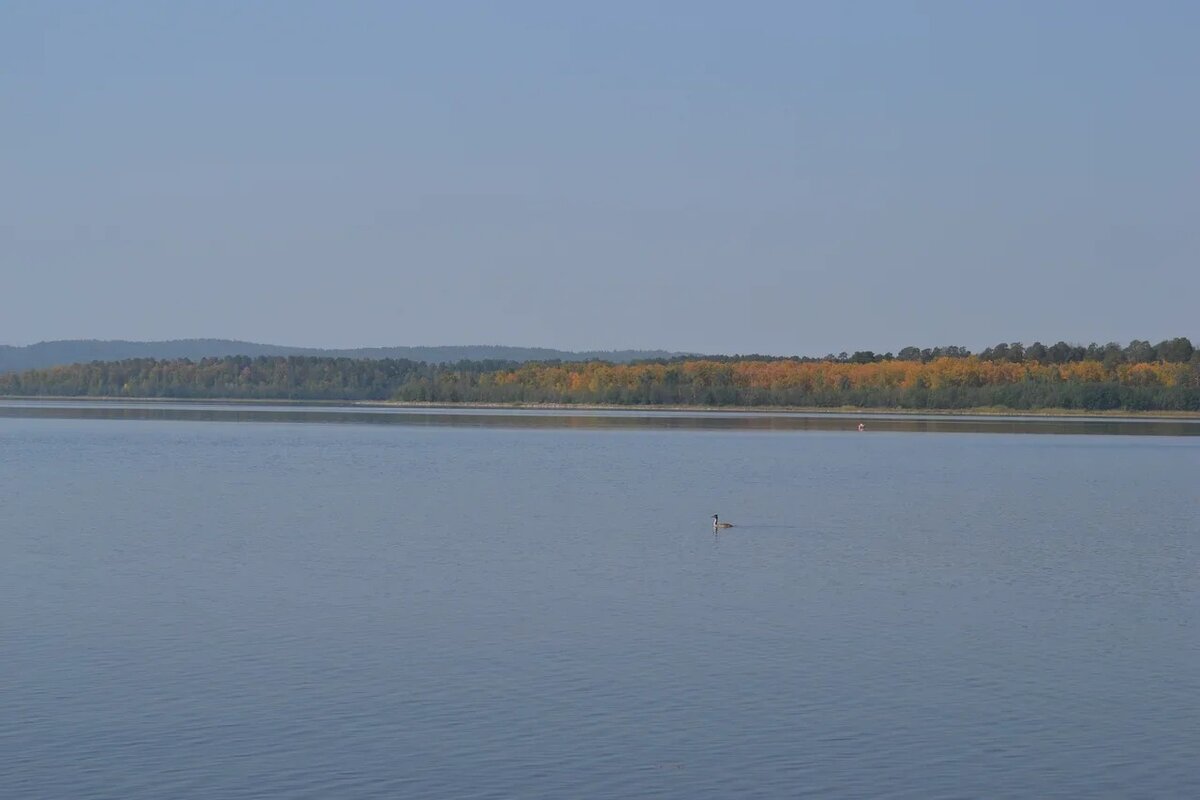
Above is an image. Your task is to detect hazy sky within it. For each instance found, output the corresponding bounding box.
[3,2,1197,355]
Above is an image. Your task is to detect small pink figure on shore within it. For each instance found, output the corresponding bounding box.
[857,422,865,432]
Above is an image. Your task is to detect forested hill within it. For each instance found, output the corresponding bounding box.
[2,337,1198,411]
[0,339,682,373]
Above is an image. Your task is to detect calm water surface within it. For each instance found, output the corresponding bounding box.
[3,404,1198,798]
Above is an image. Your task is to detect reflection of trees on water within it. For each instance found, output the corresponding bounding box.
[0,404,1197,437]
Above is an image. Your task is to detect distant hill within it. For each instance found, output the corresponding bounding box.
[0,339,685,373]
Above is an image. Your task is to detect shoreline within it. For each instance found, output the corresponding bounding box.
[367,401,1200,419]
[2,395,1198,420]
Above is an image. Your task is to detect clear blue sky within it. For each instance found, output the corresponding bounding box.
[3,1,1197,355]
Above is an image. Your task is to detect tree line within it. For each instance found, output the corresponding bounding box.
[1,340,1198,411]
[696,337,1196,366]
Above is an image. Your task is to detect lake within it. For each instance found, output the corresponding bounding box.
[3,402,1198,798]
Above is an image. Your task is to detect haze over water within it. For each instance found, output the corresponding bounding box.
[4,404,1198,798]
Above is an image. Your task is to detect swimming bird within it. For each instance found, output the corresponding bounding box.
[713,514,734,530]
